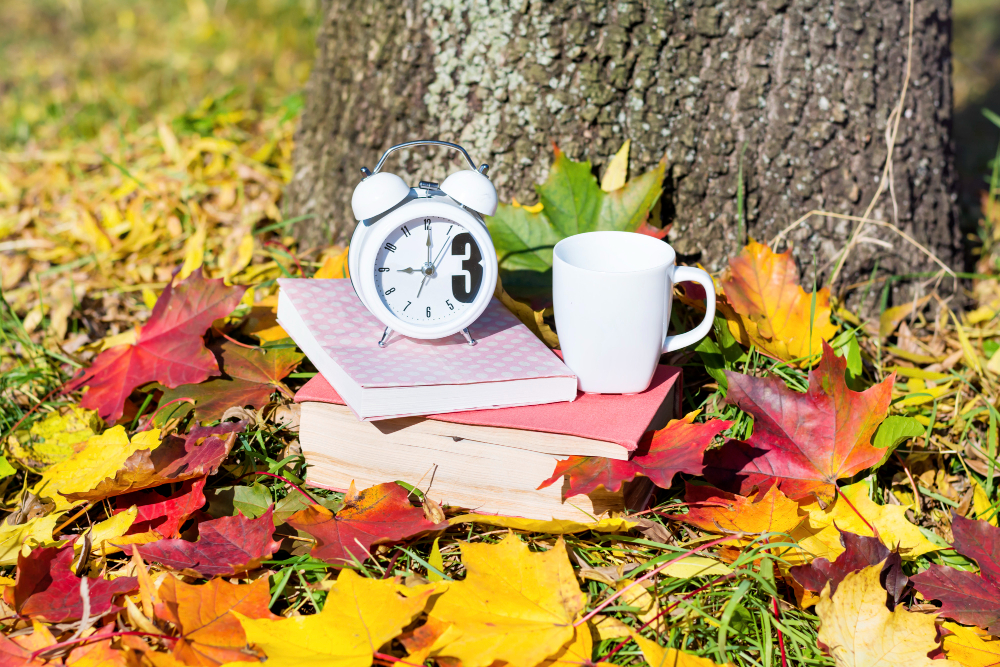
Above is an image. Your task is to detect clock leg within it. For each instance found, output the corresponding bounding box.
[378,327,394,348]
[461,327,477,346]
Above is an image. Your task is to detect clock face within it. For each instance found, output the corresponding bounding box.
[372,216,486,326]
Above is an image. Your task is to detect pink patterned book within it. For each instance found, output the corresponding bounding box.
[276,278,577,420]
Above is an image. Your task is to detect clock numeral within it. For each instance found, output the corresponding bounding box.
[424,218,431,230]
[378,267,389,273]
[403,301,411,311]
[451,232,483,304]
[384,287,395,295]
[446,299,454,310]
[384,242,396,252]
[401,225,410,237]
[426,306,431,318]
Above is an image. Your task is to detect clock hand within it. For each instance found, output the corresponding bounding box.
[426,227,432,265]
[417,274,428,298]
[396,267,420,273]
[430,240,450,270]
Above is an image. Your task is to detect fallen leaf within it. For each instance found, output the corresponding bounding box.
[816,563,960,667]
[4,405,101,472]
[32,426,161,509]
[86,506,140,556]
[446,514,637,535]
[628,630,729,667]
[878,295,932,338]
[600,139,630,192]
[240,294,287,343]
[160,342,302,421]
[287,482,446,565]
[539,414,731,498]
[155,576,276,666]
[720,240,838,364]
[114,478,208,537]
[233,569,437,667]
[424,534,586,667]
[703,342,894,503]
[62,421,244,502]
[871,416,925,466]
[135,506,280,577]
[0,621,57,667]
[791,480,940,563]
[910,514,1000,634]
[940,622,1000,667]
[790,532,906,606]
[65,270,246,422]
[674,483,805,536]
[314,246,349,279]
[66,625,132,667]
[0,514,61,566]
[7,543,137,622]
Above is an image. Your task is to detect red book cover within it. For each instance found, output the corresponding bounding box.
[294,364,682,453]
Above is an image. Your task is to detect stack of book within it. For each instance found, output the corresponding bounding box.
[277,278,681,520]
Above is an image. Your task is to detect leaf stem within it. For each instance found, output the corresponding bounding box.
[574,535,732,627]
[30,631,177,661]
[236,470,317,505]
[372,651,425,667]
[836,488,880,540]
[772,596,788,667]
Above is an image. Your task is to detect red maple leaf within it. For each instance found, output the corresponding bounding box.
[537,414,732,498]
[64,420,245,503]
[159,342,303,421]
[114,477,207,537]
[911,514,1000,634]
[66,270,247,422]
[134,506,280,577]
[790,532,907,606]
[287,482,447,565]
[6,543,137,622]
[702,342,894,503]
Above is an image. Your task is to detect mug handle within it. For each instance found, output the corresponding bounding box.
[662,266,717,353]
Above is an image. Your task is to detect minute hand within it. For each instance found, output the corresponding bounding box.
[431,238,451,269]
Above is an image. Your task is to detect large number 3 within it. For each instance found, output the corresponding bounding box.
[451,233,483,303]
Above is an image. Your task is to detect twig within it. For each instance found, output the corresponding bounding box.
[601,572,737,661]
[573,535,732,627]
[53,503,92,536]
[770,210,954,279]
[828,0,915,287]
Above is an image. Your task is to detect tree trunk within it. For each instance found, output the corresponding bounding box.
[286,0,960,296]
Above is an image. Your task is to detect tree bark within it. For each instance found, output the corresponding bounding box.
[286,0,960,296]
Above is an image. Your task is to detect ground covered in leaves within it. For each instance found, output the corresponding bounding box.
[3,2,1000,666]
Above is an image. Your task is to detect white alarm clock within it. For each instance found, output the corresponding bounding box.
[348,140,499,347]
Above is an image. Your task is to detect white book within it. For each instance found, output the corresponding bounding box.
[277,278,578,420]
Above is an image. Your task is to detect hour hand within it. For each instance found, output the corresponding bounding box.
[396,267,420,273]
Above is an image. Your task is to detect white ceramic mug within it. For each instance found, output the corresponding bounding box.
[553,231,716,394]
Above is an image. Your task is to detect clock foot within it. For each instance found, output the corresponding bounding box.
[461,327,477,346]
[378,327,394,348]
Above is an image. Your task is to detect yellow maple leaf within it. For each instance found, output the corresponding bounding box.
[83,506,137,557]
[816,564,961,667]
[241,293,288,343]
[789,480,939,564]
[5,404,100,472]
[233,569,436,667]
[720,240,838,365]
[629,630,730,667]
[601,139,630,192]
[941,622,1000,666]
[314,246,350,279]
[0,513,61,566]
[425,534,586,667]
[32,426,161,510]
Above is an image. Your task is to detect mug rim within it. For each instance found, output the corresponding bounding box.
[553,231,676,275]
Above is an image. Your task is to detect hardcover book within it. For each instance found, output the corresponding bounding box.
[276,278,578,420]
[294,368,682,520]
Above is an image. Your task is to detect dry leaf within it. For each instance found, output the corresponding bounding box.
[816,563,960,667]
